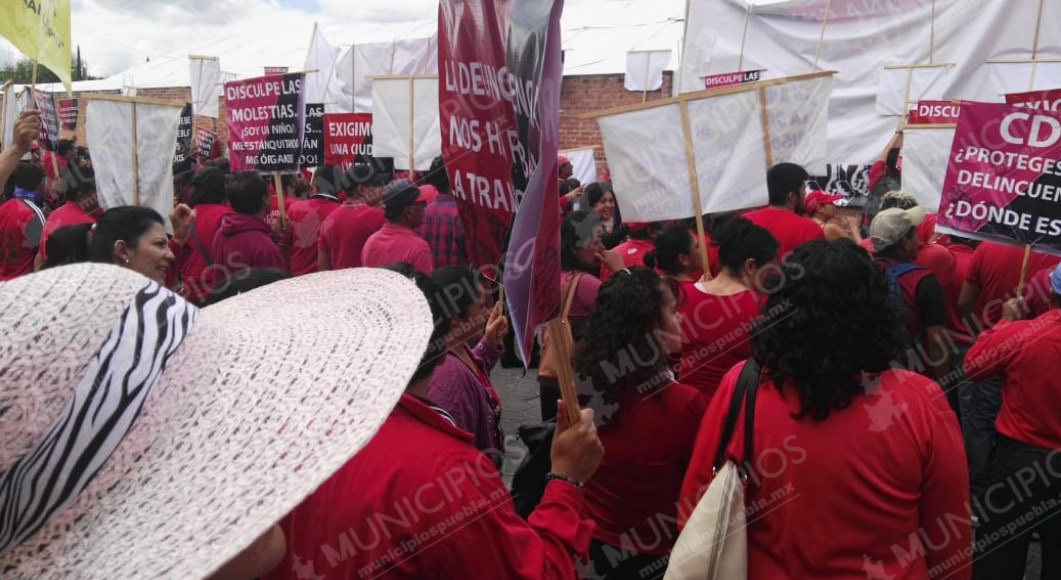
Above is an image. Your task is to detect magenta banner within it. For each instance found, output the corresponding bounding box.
[224,73,306,172]
[937,102,1061,255]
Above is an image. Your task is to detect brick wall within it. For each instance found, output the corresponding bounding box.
[558,71,673,179]
[62,86,227,147]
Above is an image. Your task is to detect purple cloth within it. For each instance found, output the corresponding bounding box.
[211,212,284,274]
[427,339,503,462]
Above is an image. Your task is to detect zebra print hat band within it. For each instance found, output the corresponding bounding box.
[0,281,196,555]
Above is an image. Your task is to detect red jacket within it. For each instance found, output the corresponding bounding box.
[171,203,230,303]
[267,394,594,580]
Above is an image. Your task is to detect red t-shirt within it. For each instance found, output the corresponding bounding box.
[743,207,824,259]
[285,195,341,276]
[583,382,705,554]
[948,243,976,285]
[1023,267,1055,318]
[678,282,762,400]
[38,201,94,261]
[967,242,1060,328]
[965,310,1061,449]
[0,197,46,281]
[361,222,434,274]
[266,193,300,233]
[265,394,593,580]
[599,239,654,282]
[318,201,385,270]
[680,364,971,580]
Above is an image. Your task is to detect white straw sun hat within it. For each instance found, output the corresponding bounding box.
[0,263,433,579]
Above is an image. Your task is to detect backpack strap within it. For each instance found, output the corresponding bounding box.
[886,262,922,279]
[712,358,761,476]
[188,220,213,266]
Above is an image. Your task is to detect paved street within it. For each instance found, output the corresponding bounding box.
[492,365,540,486]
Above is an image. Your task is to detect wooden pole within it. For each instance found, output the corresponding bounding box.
[273,171,287,221]
[547,319,583,427]
[408,75,416,182]
[1029,0,1045,91]
[899,67,914,128]
[131,102,140,206]
[813,0,832,71]
[738,4,753,71]
[679,100,713,281]
[1016,243,1033,298]
[642,53,650,103]
[0,81,9,151]
[676,0,692,94]
[757,86,774,168]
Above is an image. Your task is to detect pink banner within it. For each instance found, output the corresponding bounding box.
[702,69,763,90]
[224,73,307,172]
[937,102,1061,255]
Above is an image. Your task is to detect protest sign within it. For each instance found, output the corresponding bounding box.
[33,90,59,151]
[702,69,764,90]
[299,103,325,167]
[625,50,671,92]
[937,102,1061,255]
[559,147,597,185]
[58,98,78,131]
[173,103,194,175]
[0,0,72,93]
[224,73,307,173]
[197,128,217,160]
[370,75,440,172]
[439,0,564,369]
[265,67,289,75]
[85,95,184,230]
[304,23,349,113]
[189,55,221,118]
[323,112,373,167]
[1006,89,1061,113]
[906,100,961,125]
[590,71,834,223]
[348,36,437,113]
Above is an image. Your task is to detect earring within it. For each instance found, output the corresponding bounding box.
[123,258,130,264]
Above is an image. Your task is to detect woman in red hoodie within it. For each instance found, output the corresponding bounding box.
[211,172,284,291]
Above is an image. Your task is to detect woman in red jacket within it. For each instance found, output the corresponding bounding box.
[679,239,971,580]
[573,267,706,580]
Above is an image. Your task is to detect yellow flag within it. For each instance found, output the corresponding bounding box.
[0,0,72,95]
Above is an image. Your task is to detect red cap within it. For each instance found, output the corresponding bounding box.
[557,154,571,166]
[418,184,439,205]
[804,191,843,214]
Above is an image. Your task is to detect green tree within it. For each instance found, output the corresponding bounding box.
[0,48,100,84]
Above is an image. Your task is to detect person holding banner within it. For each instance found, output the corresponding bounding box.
[572,267,705,580]
[745,163,824,259]
[42,138,75,185]
[268,264,604,580]
[0,162,47,281]
[317,163,387,271]
[361,179,434,274]
[964,263,1061,580]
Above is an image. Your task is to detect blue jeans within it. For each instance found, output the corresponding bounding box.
[960,373,1002,498]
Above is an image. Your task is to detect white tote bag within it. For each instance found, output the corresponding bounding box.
[664,359,760,580]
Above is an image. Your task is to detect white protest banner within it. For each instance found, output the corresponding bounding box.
[903,127,954,213]
[592,71,834,223]
[876,66,952,117]
[624,50,671,92]
[303,23,349,113]
[189,55,221,118]
[370,75,440,172]
[559,147,597,185]
[0,82,17,150]
[349,36,437,113]
[85,95,184,230]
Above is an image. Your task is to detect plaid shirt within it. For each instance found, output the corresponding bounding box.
[417,194,468,268]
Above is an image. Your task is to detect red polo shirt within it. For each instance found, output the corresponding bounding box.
[680,364,971,580]
[361,222,434,274]
[37,201,94,262]
[678,282,763,400]
[743,206,823,259]
[965,310,1061,449]
[285,195,341,276]
[266,394,593,580]
[173,203,230,303]
[318,201,385,270]
[0,197,46,281]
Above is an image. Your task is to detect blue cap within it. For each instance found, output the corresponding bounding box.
[1051,262,1061,295]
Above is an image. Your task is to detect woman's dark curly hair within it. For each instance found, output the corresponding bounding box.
[751,238,903,420]
[573,267,676,406]
[643,224,694,276]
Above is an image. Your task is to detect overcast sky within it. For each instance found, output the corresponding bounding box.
[0,0,442,77]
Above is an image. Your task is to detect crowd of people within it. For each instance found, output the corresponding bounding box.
[2,102,1060,580]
